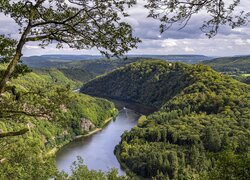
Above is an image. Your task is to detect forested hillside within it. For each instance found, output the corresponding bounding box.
[28,58,141,82]
[82,60,250,179]
[202,56,250,73]
[23,55,213,83]
[0,65,117,179]
[202,56,250,84]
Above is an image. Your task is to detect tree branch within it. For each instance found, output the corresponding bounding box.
[0,128,29,138]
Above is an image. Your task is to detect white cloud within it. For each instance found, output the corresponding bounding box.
[184,47,195,53]
[0,0,250,57]
[161,40,178,47]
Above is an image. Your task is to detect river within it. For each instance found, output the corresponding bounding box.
[56,99,155,175]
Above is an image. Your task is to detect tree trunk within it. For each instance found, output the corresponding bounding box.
[0,25,32,95]
[0,53,22,94]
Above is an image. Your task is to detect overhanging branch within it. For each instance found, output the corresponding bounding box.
[0,128,29,138]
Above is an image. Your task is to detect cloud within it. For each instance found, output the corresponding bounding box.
[0,0,250,56]
[184,47,195,53]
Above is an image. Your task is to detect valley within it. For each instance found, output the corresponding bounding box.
[0,56,249,179]
[1,1,249,179]
[82,59,250,179]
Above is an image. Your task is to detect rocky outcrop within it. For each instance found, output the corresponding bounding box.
[80,118,95,132]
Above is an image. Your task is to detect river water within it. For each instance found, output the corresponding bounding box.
[56,107,140,175]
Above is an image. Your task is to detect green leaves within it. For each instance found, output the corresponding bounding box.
[0,35,16,63]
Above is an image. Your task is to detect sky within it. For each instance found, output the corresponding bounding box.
[0,0,250,57]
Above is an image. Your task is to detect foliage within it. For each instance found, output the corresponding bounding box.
[0,0,140,95]
[203,56,250,74]
[55,157,128,180]
[206,150,250,180]
[28,57,143,82]
[82,60,250,179]
[0,0,139,56]
[145,0,250,37]
[0,35,16,63]
[202,56,250,84]
[82,60,194,108]
[0,65,116,178]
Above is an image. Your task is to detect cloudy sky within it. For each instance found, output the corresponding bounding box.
[0,0,250,57]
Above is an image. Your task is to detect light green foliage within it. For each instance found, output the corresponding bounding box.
[137,115,147,127]
[0,65,116,178]
[82,60,250,179]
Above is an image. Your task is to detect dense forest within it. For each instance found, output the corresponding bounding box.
[82,60,250,179]
[0,64,118,179]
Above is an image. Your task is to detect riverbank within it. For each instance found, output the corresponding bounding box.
[114,146,144,180]
[46,113,117,157]
[76,117,114,138]
[56,107,140,175]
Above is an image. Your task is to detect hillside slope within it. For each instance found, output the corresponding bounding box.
[0,66,116,179]
[202,56,250,84]
[81,60,250,179]
[202,56,250,73]
[81,61,193,108]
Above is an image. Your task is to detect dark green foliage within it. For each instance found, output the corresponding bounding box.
[207,150,250,180]
[82,60,250,179]
[82,60,193,108]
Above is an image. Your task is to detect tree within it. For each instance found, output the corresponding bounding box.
[0,0,140,94]
[145,0,250,37]
[202,126,221,152]
[0,35,16,63]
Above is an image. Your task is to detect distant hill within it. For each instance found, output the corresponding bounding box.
[202,56,250,84]
[127,54,214,63]
[21,55,103,67]
[22,54,214,83]
[32,57,143,82]
[81,60,250,179]
[22,54,213,68]
[202,55,250,73]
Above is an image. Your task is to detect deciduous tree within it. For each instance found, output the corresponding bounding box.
[0,0,140,94]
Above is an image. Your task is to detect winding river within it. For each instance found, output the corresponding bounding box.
[56,99,155,175]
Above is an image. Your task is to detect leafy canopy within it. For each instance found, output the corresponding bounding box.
[0,0,140,56]
[146,0,250,37]
[0,35,16,63]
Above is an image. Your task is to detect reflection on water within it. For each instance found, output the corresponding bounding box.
[56,108,139,175]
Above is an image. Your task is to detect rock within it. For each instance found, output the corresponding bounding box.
[80,118,95,132]
[27,122,35,129]
[60,104,68,112]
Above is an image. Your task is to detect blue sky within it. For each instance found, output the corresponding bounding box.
[0,0,250,57]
